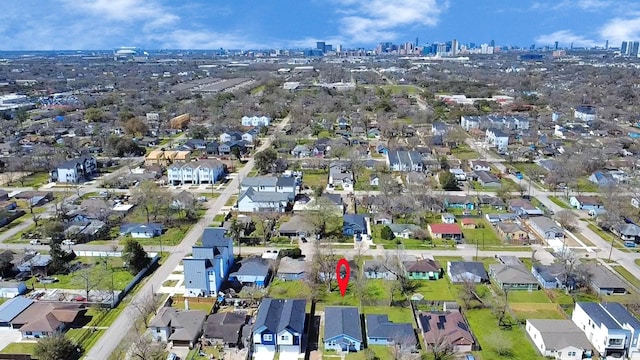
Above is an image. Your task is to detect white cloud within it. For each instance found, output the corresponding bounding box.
[535,30,600,48]
[149,30,263,50]
[333,0,448,44]
[600,17,640,45]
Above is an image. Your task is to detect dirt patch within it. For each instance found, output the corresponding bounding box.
[0,172,29,186]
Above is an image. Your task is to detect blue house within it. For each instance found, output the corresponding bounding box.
[228,257,271,288]
[444,196,475,210]
[569,196,604,211]
[376,143,388,154]
[183,228,234,297]
[343,214,368,237]
[365,314,417,350]
[531,263,572,290]
[589,171,616,187]
[253,298,306,355]
[324,307,363,352]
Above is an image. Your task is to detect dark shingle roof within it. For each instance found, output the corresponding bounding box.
[365,314,415,344]
[448,262,489,281]
[201,227,231,248]
[254,298,306,335]
[324,306,363,342]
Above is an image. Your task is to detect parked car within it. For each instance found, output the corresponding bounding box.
[38,277,58,284]
[29,239,40,245]
[62,240,76,245]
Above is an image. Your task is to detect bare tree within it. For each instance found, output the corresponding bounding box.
[424,329,457,360]
[238,286,268,305]
[130,292,161,327]
[458,278,486,309]
[555,210,578,232]
[382,253,418,299]
[255,212,279,245]
[304,196,341,238]
[73,267,109,300]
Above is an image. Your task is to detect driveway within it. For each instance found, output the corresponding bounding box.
[0,330,24,352]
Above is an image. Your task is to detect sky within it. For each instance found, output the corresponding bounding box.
[1,0,640,50]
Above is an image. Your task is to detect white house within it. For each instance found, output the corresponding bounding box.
[485,128,509,151]
[119,223,163,238]
[237,176,297,213]
[469,160,491,172]
[50,155,98,183]
[241,115,270,127]
[526,319,593,360]
[167,160,225,185]
[574,105,596,122]
[571,302,640,359]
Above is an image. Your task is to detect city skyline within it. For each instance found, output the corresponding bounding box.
[1,0,640,51]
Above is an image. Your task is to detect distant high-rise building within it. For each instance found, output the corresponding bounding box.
[451,39,458,56]
[621,41,628,55]
[416,37,419,47]
[336,44,342,53]
[631,41,640,57]
[605,40,609,50]
[554,41,559,50]
[316,41,325,51]
[490,39,495,47]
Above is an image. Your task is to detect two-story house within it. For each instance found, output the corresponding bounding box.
[572,302,640,359]
[386,151,423,172]
[329,161,354,190]
[50,155,98,183]
[485,128,509,152]
[167,160,226,185]
[253,298,306,356]
[241,115,270,127]
[183,228,234,297]
[237,176,297,213]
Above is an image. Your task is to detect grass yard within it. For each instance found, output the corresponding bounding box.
[0,342,38,356]
[510,303,566,320]
[612,265,640,289]
[465,308,544,360]
[576,178,600,193]
[509,163,547,178]
[27,256,134,291]
[461,220,502,247]
[414,279,458,301]
[67,328,105,352]
[224,195,238,207]
[547,196,571,209]
[302,171,328,189]
[119,225,190,247]
[451,145,479,161]
[379,84,422,94]
[361,306,414,323]
[587,223,624,248]
[506,290,551,303]
[175,300,213,314]
[269,280,311,299]
[9,171,50,187]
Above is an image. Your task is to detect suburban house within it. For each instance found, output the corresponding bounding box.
[495,222,529,243]
[276,257,307,281]
[461,218,476,229]
[328,161,354,190]
[427,224,463,242]
[583,264,628,295]
[386,150,423,172]
[403,258,442,280]
[418,311,475,352]
[0,296,33,329]
[569,196,604,211]
[527,217,564,240]
[574,105,596,121]
[509,198,544,216]
[489,263,539,290]
[228,257,271,288]
[612,223,640,243]
[474,170,501,187]
[278,215,314,238]
[253,298,307,356]
[387,223,421,239]
[219,131,243,143]
[323,306,364,352]
[119,223,163,238]
[469,160,491,172]
[203,311,247,348]
[441,213,456,224]
[11,302,86,339]
[532,263,570,290]
[365,314,417,350]
[237,176,297,213]
[363,260,397,280]
[526,319,593,360]
[572,302,640,359]
[485,128,509,151]
[183,228,234,297]
[149,307,207,348]
[369,174,379,186]
[477,195,506,210]
[167,160,226,185]
[343,214,369,237]
[16,254,52,275]
[447,262,489,283]
[241,115,270,127]
[443,196,474,210]
[50,155,98,183]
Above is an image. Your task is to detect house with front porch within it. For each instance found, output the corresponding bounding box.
[253,298,306,356]
[428,224,463,242]
[489,263,539,290]
[324,306,363,352]
[403,258,442,280]
[569,196,604,211]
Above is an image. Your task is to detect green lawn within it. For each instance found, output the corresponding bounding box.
[27,256,134,291]
[465,308,544,360]
[119,225,190,247]
[414,279,458,301]
[587,223,624,249]
[507,290,551,303]
[269,280,312,299]
[10,172,50,187]
[362,306,414,323]
[67,328,105,352]
[451,145,479,161]
[509,163,547,178]
[379,84,422,94]
[461,220,502,247]
[0,342,38,356]
[225,195,238,207]
[576,178,600,193]
[547,196,571,209]
[302,171,328,189]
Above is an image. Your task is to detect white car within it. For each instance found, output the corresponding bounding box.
[62,240,76,246]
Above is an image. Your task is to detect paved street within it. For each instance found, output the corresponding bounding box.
[84,117,290,360]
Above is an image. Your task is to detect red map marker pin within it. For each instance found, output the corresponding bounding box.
[336,258,350,297]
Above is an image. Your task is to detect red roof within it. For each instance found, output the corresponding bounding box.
[429,223,462,235]
[461,218,475,225]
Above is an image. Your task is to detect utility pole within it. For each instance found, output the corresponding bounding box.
[608,235,615,262]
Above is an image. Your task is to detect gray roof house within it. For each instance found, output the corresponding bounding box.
[203,312,247,347]
[329,161,354,188]
[363,260,397,280]
[447,262,489,283]
[525,319,593,359]
[612,223,640,242]
[148,307,207,348]
[324,307,364,352]
[228,258,271,288]
[582,264,628,295]
[253,298,307,355]
[527,217,564,240]
[474,170,501,187]
[278,215,314,238]
[388,224,421,239]
[366,314,417,350]
[387,151,423,172]
[489,263,539,291]
[276,257,307,281]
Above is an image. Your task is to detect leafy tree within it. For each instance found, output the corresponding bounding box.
[106,136,145,157]
[279,248,303,259]
[255,148,277,174]
[84,107,106,122]
[122,117,149,137]
[39,220,65,243]
[35,333,80,360]
[15,108,28,127]
[381,226,395,240]
[49,242,73,275]
[438,171,458,190]
[122,239,150,274]
[0,251,13,277]
[132,181,172,223]
[231,146,242,161]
